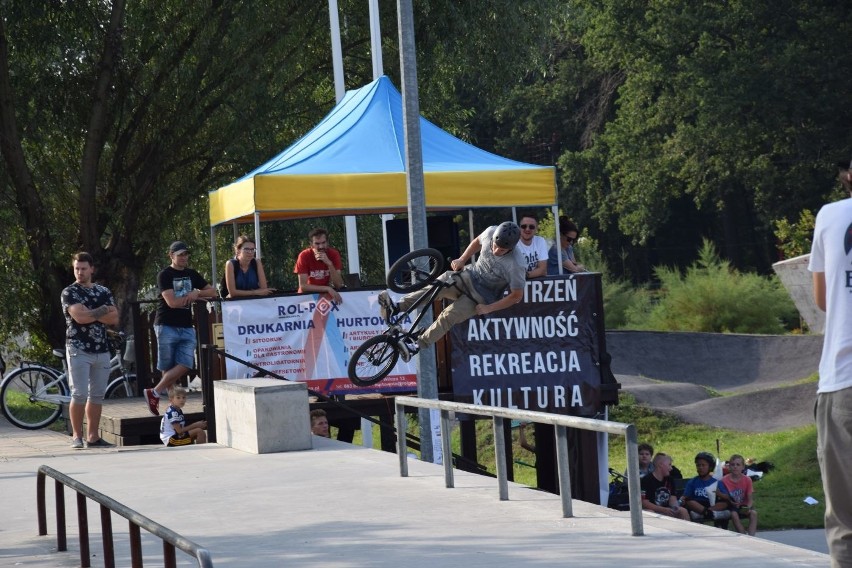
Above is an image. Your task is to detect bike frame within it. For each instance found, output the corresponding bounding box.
[390,271,473,341]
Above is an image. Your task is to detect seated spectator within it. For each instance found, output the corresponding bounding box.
[637,442,655,478]
[310,409,330,437]
[294,228,344,303]
[682,452,732,522]
[516,213,548,279]
[223,235,274,298]
[640,453,690,520]
[721,454,759,535]
[547,216,586,275]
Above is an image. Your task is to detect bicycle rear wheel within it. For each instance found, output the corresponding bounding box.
[386,248,445,293]
[348,335,400,387]
[0,366,67,429]
[105,373,137,399]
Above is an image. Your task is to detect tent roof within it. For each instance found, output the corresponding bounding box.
[209,75,555,226]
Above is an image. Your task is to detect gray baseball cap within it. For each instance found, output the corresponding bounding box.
[169,241,190,254]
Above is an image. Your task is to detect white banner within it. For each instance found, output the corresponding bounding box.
[221,291,417,395]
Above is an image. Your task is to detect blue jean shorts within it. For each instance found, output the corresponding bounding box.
[155,325,196,372]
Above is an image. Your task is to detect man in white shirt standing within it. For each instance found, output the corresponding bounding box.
[515,213,549,279]
[808,158,852,568]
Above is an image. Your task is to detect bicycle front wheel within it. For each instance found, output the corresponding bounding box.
[105,373,137,399]
[0,366,67,429]
[348,335,400,387]
[386,248,445,293]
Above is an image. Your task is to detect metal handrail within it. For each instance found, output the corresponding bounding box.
[394,396,644,537]
[37,465,213,567]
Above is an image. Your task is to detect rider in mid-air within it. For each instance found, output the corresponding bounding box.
[378,221,526,360]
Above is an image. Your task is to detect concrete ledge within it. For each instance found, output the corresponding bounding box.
[214,378,311,454]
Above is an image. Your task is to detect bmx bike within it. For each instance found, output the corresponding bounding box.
[347,247,452,387]
[0,331,137,430]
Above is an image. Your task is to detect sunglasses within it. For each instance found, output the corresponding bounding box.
[565,236,576,244]
[241,248,256,253]
[520,224,537,230]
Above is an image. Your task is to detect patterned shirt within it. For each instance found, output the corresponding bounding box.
[61,282,115,353]
[160,404,186,444]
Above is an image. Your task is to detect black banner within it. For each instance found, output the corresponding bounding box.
[450,274,604,416]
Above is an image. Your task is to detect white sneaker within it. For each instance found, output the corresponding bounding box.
[398,338,420,362]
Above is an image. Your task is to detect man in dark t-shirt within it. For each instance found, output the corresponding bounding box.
[143,241,217,416]
[641,453,690,520]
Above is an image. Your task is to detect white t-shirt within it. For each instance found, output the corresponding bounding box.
[808,196,852,393]
[516,235,549,273]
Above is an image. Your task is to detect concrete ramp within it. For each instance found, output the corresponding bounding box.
[606,331,822,392]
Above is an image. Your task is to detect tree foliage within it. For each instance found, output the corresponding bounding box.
[624,240,798,334]
[0,0,558,350]
[487,0,852,279]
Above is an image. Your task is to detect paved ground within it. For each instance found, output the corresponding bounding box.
[0,332,830,566]
[0,414,830,567]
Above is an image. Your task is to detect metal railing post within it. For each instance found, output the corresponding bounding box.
[441,409,454,488]
[77,492,90,567]
[395,401,408,477]
[555,425,573,517]
[624,424,644,536]
[101,504,114,567]
[493,417,509,501]
[56,480,66,552]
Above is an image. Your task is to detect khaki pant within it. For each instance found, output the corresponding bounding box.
[816,388,852,568]
[398,271,484,347]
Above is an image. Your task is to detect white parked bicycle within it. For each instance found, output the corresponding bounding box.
[0,332,137,430]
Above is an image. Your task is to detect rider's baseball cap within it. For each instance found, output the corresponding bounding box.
[169,241,190,255]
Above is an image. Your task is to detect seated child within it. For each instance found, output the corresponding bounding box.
[682,451,732,522]
[721,454,759,535]
[160,386,207,447]
[640,453,690,520]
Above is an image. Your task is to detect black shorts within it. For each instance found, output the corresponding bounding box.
[166,433,193,447]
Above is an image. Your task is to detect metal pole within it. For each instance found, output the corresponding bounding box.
[493,417,509,500]
[368,0,383,79]
[396,0,434,462]
[395,401,409,477]
[253,212,262,259]
[441,409,454,488]
[555,425,573,517]
[624,424,645,536]
[328,0,345,98]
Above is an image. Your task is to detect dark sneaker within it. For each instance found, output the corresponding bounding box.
[85,438,114,448]
[70,438,84,449]
[143,388,160,416]
[378,291,399,322]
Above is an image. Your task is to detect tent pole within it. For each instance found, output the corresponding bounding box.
[254,213,262,259]
[553,203,564,275]
[210,227,218,289]
[381,214,393,273]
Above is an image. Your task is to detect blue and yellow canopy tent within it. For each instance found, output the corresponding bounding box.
[208,75,556,226]
[207,75,557,281]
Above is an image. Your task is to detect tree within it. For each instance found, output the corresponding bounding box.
[0,1,346,349]
[482,1,852,279]
[1,0,562,352]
